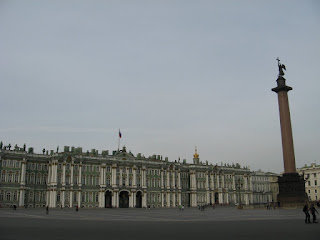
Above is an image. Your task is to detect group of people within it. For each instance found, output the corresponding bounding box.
[303,203,318,224]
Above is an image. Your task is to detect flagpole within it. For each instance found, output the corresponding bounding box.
[118,129,120,151]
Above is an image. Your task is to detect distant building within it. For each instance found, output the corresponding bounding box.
[0,144,276,208]
[297,163,320,202]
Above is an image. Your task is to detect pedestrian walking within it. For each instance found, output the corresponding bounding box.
[310,204,318,223]
[46,206,49,215]
[303,203,311,224]
[76,205,79,212]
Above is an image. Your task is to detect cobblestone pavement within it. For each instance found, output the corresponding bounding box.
[0,207,319,240]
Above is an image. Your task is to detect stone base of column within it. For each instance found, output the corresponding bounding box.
[277,173,307,207]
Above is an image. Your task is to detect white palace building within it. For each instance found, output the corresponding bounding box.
[0,144,275,208]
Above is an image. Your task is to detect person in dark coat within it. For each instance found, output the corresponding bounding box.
[303,203,311,224]
[310,204,318,223]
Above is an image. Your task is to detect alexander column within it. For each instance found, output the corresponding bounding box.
[272,58,306,206]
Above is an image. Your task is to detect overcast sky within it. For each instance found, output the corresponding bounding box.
[1,0,319,173]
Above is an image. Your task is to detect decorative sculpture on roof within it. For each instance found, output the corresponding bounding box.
[277,57,286,76]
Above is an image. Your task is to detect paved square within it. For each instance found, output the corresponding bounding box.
[0,207,319,240]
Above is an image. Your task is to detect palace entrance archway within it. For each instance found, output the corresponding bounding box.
[214,192,219,204]
[105,191,112,208]
[119,191,129,208]
[136,191,142,208]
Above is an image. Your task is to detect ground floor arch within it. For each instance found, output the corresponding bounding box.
[136,191,142,208]
[214,192,219,204]
[119,191,129,208]
[105,190,112,208]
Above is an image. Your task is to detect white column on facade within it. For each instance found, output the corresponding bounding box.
[119,168,123,186]
[217,174,220,188]
[20,160,26,185]
[161,169,164,188]
[166,191,170,207]
[221,174,225,189]
[166,171,170,189]
[48,164,52,185]
[78,191,81,207]
[210,173,214,190]
[206,192,210,204]
[142,191,147,208]
[70,164,74,186]
[205,172,209,189]
[244,175,248,190]
[69,191,73,207]
[133,191,136,207]
[172,170,175,189]
[78,164,82,187]
[19,189,25,207]
[100,165,104,186]
[225,192,229,204]
[232,174,236,190]
[62,163,66,185]
[178,192,181,205]
[218,191,223,204]
[126,170,129,186]
[178,171,181,189]
[172,192,176,207]
[133,166,137,187]
[112,164,117,187]
[143,168,147,188]
[62,191,65,208]
[161,192,164,207]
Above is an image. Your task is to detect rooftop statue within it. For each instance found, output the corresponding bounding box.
[277,57,286,76]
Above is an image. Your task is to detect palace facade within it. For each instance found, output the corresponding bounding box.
[297,163,320,202]
[0,144,275,208]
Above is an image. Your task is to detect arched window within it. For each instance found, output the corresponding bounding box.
[43,175,47,185]
[14,172,19,183]
[106,177,110,186]
[57,193,60,202]
[30,173,35,184]
[95,193,99,202]
[96,177,99,186]
[74,175,78,185]
[6,192,11,201]
[66,175,70,185]
[1,170,6,182]
[26,173,29,184]
[36,174,41,184]
[116,177,119,185]
[8,172,13,183]
[0,191,4,201]
[82,175,86,185]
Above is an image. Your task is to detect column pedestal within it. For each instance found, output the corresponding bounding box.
[277,173,307,207]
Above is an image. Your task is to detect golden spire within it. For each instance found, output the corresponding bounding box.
[193,146,199,159]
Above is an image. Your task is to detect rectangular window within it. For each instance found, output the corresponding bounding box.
[315,180,317,186]
[308,181,311,186]
[314,173,317,177]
